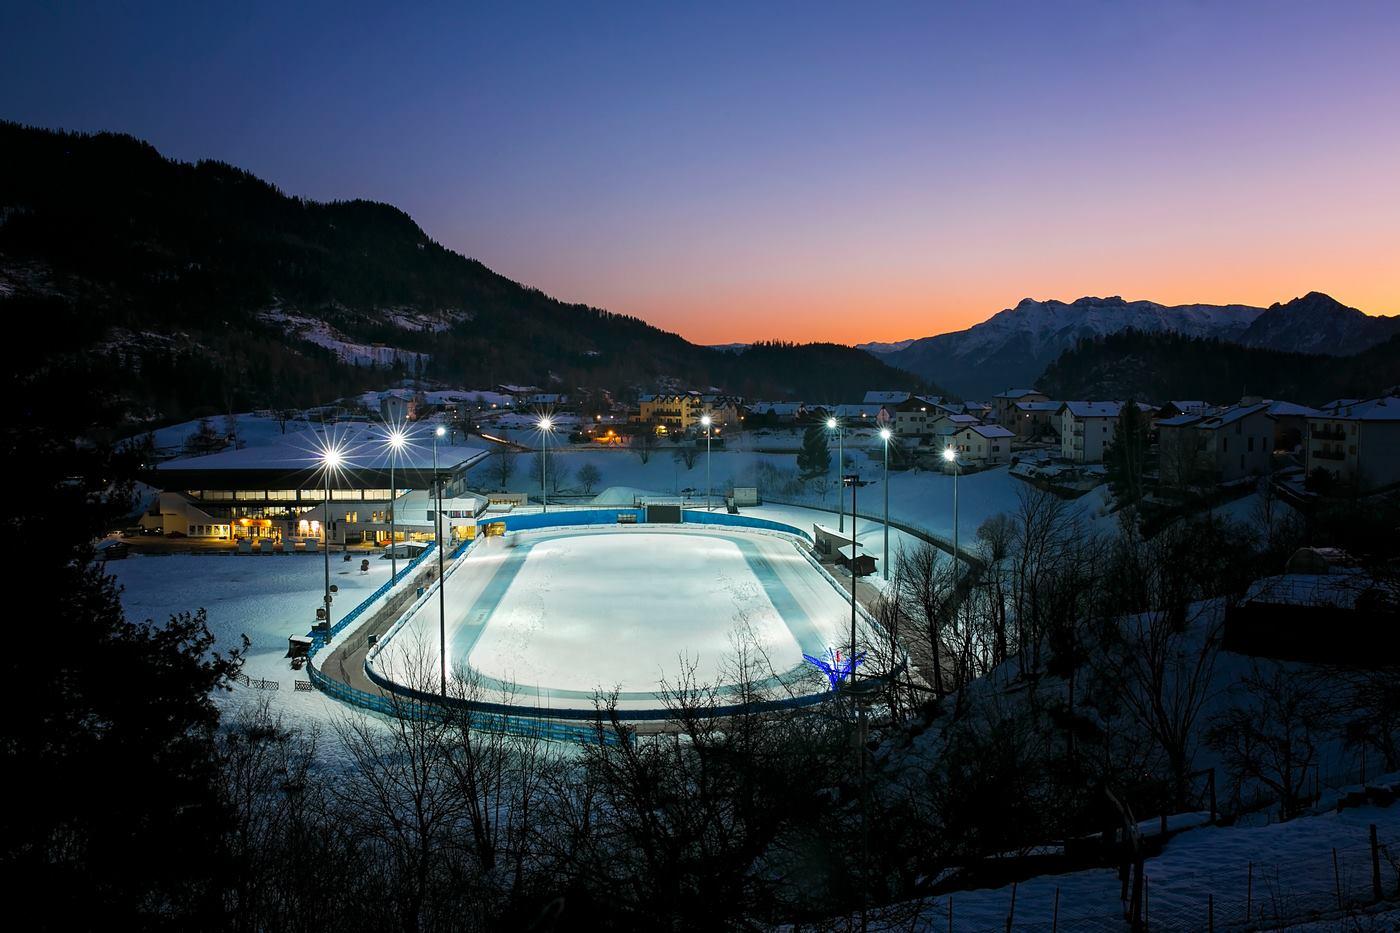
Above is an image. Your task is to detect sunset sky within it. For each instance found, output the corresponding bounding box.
[3,1,1398,344]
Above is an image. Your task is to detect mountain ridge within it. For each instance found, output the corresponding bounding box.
[885,292,1396,397]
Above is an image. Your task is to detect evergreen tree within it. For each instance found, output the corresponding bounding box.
[796,423,832,479]
[1,350,243,925]
[1105,400,1150,507]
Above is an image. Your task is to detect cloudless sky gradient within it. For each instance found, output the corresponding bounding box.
[2,1,1397,344]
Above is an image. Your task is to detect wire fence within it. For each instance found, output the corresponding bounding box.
[887,829,1399,932]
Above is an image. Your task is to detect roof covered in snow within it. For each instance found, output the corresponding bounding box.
[964,424,1015,439]
[1060,401,1124,419]
[993,388,1044,400]
[1320,396,1400,422]
[152,424,492,489]
[863,390,912,405]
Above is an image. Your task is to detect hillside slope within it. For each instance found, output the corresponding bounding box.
[0,122,931,422]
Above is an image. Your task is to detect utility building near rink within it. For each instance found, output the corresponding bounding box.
[139,425,492,548]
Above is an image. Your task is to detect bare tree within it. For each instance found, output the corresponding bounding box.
[576,462,602,494]
[632,430,657,464]
[1208,661,1332,820]
[489,447,517,490]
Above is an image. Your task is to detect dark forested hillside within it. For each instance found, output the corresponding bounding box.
[1039,329,1400,405]
[0,122,928,424]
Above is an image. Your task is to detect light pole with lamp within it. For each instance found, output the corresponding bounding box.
[826,416,844,532]
[700,413,713,510]
[842,473,868,675]
[538,417,553,513]
[319,445,342,638]
[943,446,960,576]
[879,427,892,581]
[387,428,406,580]
[433,425,447,697]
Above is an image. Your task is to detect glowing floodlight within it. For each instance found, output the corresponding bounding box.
[321,446,344,470]
[879,427,892,441]
[387,429,407,450]
[826,417,837,429]
[701,413,712,427]
[942,447,957,462]
[435,425,446,438]
[538,417,553,432]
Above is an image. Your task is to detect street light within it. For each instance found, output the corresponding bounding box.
[943,446,960,578]
[538,417,553,514]
[879,427,892,580]
[319,444,343,638]
[386,428,406,581]
[433,425,447,696]
[842,473,868,674]
[827,416,844,532]
[700,413,713,511]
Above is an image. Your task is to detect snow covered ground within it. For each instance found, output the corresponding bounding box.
[882,791,1400,931]
[372,526,869,712]
[107,552,395,719]
[488,447,1115,550]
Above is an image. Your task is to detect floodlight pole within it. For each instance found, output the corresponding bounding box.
[434,429,447,697]
[540,426,549,514]
[882,432,890,581]
[702,414,713,511]
[828,418,844,532]
[843,473,867,675]
[952,456,960,579]
[389,447,398,580]
[323,463,332,635]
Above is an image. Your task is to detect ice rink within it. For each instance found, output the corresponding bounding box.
[371,526,862,713]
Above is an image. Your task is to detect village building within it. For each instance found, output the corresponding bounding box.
[1011,400,1061,439]
[948,423,1014,465]
[1058,401,1124,463]
[1304,395,1400,491]
[992,388,1048,425]
[138,426,491,548]
[1157,402,1273,487]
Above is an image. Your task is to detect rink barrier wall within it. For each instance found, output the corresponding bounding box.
[305,659,620,744]
[305,539,618,744]
[364,509,877,722]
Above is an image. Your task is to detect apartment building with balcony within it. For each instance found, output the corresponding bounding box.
[1305,396,1400,491]
[1058,401,1124,462]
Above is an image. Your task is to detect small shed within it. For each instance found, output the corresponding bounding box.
[731,487,760,507]
[813,523,861,558]
[836,543,877,577]
[287,634,313,658]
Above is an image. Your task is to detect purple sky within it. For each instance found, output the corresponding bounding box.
[3,1,1398,343]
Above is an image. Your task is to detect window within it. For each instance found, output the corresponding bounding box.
[1248,437,1254,452]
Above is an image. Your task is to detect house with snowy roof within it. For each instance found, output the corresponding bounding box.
[863,390,914,406]
[948,423,1015,466]
[1305,395,1400,491]
[1158,402,1274,487]
[931,412,982,438]
[992,388,1048,425]
[1058,401,1124,462]
[1011,399,1063,439]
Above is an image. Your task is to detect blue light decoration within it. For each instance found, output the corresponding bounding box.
[803,647,865,690]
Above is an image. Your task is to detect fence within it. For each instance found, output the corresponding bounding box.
[894,828,1399,932]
